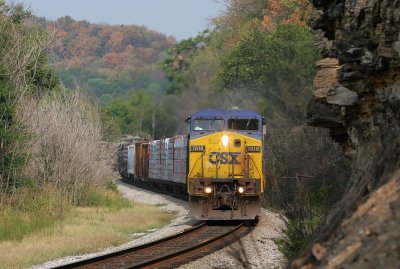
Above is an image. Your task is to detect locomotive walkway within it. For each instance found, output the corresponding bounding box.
[54,222,252,269]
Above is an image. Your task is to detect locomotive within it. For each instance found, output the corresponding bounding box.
[118,108,266,221]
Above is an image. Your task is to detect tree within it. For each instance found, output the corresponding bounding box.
[160,30,213,94]
[218,23,318,124]
[0,0,59,191]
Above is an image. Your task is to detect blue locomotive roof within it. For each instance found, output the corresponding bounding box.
[190,108,262,119]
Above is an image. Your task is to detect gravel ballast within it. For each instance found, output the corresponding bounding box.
[31,180,286,269]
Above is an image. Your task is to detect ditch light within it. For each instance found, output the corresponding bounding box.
[204,186,212,194]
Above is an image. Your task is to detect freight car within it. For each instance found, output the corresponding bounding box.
[118,108,266,221]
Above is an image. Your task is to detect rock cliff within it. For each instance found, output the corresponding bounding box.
[302,0,400,268]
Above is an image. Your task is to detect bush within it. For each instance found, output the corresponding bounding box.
[265,125,351,260]
[265,125,350,212]
[18,89,114,205]
[275,205,321,260]
[0,1,57,193]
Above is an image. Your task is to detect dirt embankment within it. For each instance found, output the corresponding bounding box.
[299,0,400,268]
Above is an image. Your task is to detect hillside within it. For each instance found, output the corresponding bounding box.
[34,16,174,103]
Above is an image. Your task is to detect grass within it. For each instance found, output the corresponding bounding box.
[0,187,68,241]
[77,186,132,209]
[0,187,174,269]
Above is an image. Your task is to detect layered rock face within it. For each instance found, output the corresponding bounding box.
[304,0,400,268]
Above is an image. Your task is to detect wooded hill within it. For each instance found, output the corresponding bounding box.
[34,16,174,103]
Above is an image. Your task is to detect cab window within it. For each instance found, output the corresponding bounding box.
[192,119,224,131]
[228,118,259,131]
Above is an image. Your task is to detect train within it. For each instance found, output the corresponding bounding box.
[118,108,266,222]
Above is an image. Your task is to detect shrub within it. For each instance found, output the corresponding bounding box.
[265,125,350,212]
[0,1,57,193]
[18,89,114,205]
[275,205,321,260]
[265,125,351,260]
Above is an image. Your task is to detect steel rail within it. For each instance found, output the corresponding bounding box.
[53,222,250,269]
[54,222,205,269]
[126,224,245,269]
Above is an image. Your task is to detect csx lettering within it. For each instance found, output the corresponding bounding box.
[209,152,240,164]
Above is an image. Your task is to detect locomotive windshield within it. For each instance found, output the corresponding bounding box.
[228,118,259,131]
[192,119,224,131]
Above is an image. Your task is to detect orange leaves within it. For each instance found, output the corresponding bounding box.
[108,32,125,47]
[269,0,283,15]
[46,16,172,92]
[107,31,128,52]
[286,9,308,27]
[102,52,128,68]
[263,0,312,31]
[68,35,99,58]
[262,14,272,30]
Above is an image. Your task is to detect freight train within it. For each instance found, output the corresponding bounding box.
[118,108,266,222]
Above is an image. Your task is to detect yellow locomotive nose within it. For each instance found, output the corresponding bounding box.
[187,108,265,221]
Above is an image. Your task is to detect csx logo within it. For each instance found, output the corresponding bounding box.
[209,152,240,165]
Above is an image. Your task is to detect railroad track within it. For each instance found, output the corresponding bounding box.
[55,222,252,269]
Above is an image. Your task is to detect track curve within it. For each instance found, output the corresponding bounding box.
[54,222,252,269]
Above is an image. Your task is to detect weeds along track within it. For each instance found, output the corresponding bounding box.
[55,222,252,269]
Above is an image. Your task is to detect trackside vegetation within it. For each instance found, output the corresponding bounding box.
[0,189,173,269]
[0,2,174,267]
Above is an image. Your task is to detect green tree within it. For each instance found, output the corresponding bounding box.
[103,89,154,137]
[160,30,213,94]
[102,89,179,139]
[219,24,318,124]
[0,79,25,191]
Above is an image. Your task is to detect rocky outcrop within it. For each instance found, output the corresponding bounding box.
[302,0,400,268]
[319,173,400,269]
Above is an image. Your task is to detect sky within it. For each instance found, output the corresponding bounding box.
[8,0,225,40]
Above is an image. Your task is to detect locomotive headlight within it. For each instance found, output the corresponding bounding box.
[205,186,213,194]
[221,135,229,147]
[238,186,245,194]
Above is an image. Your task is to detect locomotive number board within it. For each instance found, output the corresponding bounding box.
[190,145,205,152]
[246,146,261,152]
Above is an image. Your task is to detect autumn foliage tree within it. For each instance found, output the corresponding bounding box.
[45,16,174,101]
[262,0,312,30]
